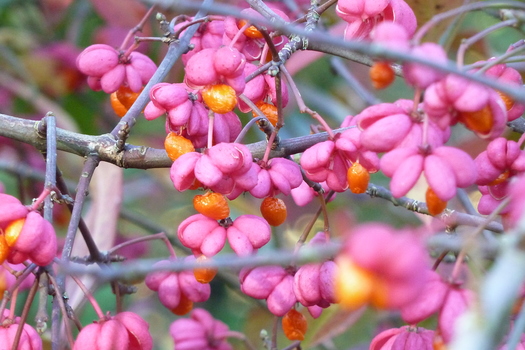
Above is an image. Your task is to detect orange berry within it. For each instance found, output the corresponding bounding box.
[426,187,447,216]
[193,192,230,220]
[497,91,514,111]
[253,101,278,127]
[347,162,370,194]
[201,84,238,114]
[0,273,6,299]
[189,179,203,190]
[457,105,494,135]
[171,294,193,316]
[335,256,375,310]
[116,85,142,109]
[237,19,263,39]
[369,62,395,89]
[0,235,9,265]
[433,334,447,350]
[193,255,218,283]
[282,309,308,341]
[110,92,128,117]
[164,133,195,161]
[488,170,510,186]
[369,278,390,309]
[5,218,25,247]
[260,197,287,226]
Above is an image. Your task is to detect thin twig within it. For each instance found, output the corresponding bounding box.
[11,275,40,350]
[47,271,75,348]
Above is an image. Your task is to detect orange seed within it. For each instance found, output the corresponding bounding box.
[260,197,287,226]
[110,92,127,117]
[193,255,218,283]
[369,62,395,89]
[347,162,370,194]
[5,218,25,247]
[253,101,278,127]
[193,192,230,220]
[458,105,494,135]
[164,133,195,161]
[201,84,238,114]
[426,187,447,216]
[237,19,263,39]
[282,309,308,341]
[0,235,9,265]
[171,294,193,316]
[116,85,142,109]
[335,256,375,310]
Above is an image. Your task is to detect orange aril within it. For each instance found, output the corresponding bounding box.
[0,274,6,299]
[237,19,264,39]
[347,162,370,194]
[335,256,375,310]
[433,333,447,350]
[110,92,127,117]
[189,179,203,190]
[369,278,390,309]
[110,86,143,117]
[457,105,494,135]
[369,62,395,89]
[282,309,308,341]
[193,192,230,220]
[497,91,514,111]
[5,218,25,247]
[201,84,238,114]
[488,170,510,186]
[253,101,278,127]
[193,255,218,283]
[164,133,195,161]
[171,293,193,316]
[426,187,447,216]
[116,85,142,109]
[0,235,9,265]
[260,197,287,226]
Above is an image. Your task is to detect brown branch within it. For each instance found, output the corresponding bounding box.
[0,113,352,169]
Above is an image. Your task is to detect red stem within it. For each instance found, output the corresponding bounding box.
[70,275,105,320]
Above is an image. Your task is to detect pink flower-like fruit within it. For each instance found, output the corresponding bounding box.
[145,258,211,314]
[77,44,156,93]
[170,308,232,350]
[73,312,153,350]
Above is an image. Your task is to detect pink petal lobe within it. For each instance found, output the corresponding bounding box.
[389,154,423,198]
[424,154,457,201]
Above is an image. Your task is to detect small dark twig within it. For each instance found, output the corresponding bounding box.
[11,275,40,350]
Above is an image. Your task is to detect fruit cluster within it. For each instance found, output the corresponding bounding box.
[6,0,524,349]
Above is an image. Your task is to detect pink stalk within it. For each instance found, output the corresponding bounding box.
[262,131,277,164]
[457,19,518,68]
[226,331,258,350]
[31,188,52,211]
[517,132,525,148]
[70,275,105,320]
[413,2,524,44]
[230,22,251,48]
[119,5,157,51]
[451,196,511,282]
[8,288,18,321]
[207,110,215,149]
[281,66,335,139]
[108,232,177,258]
